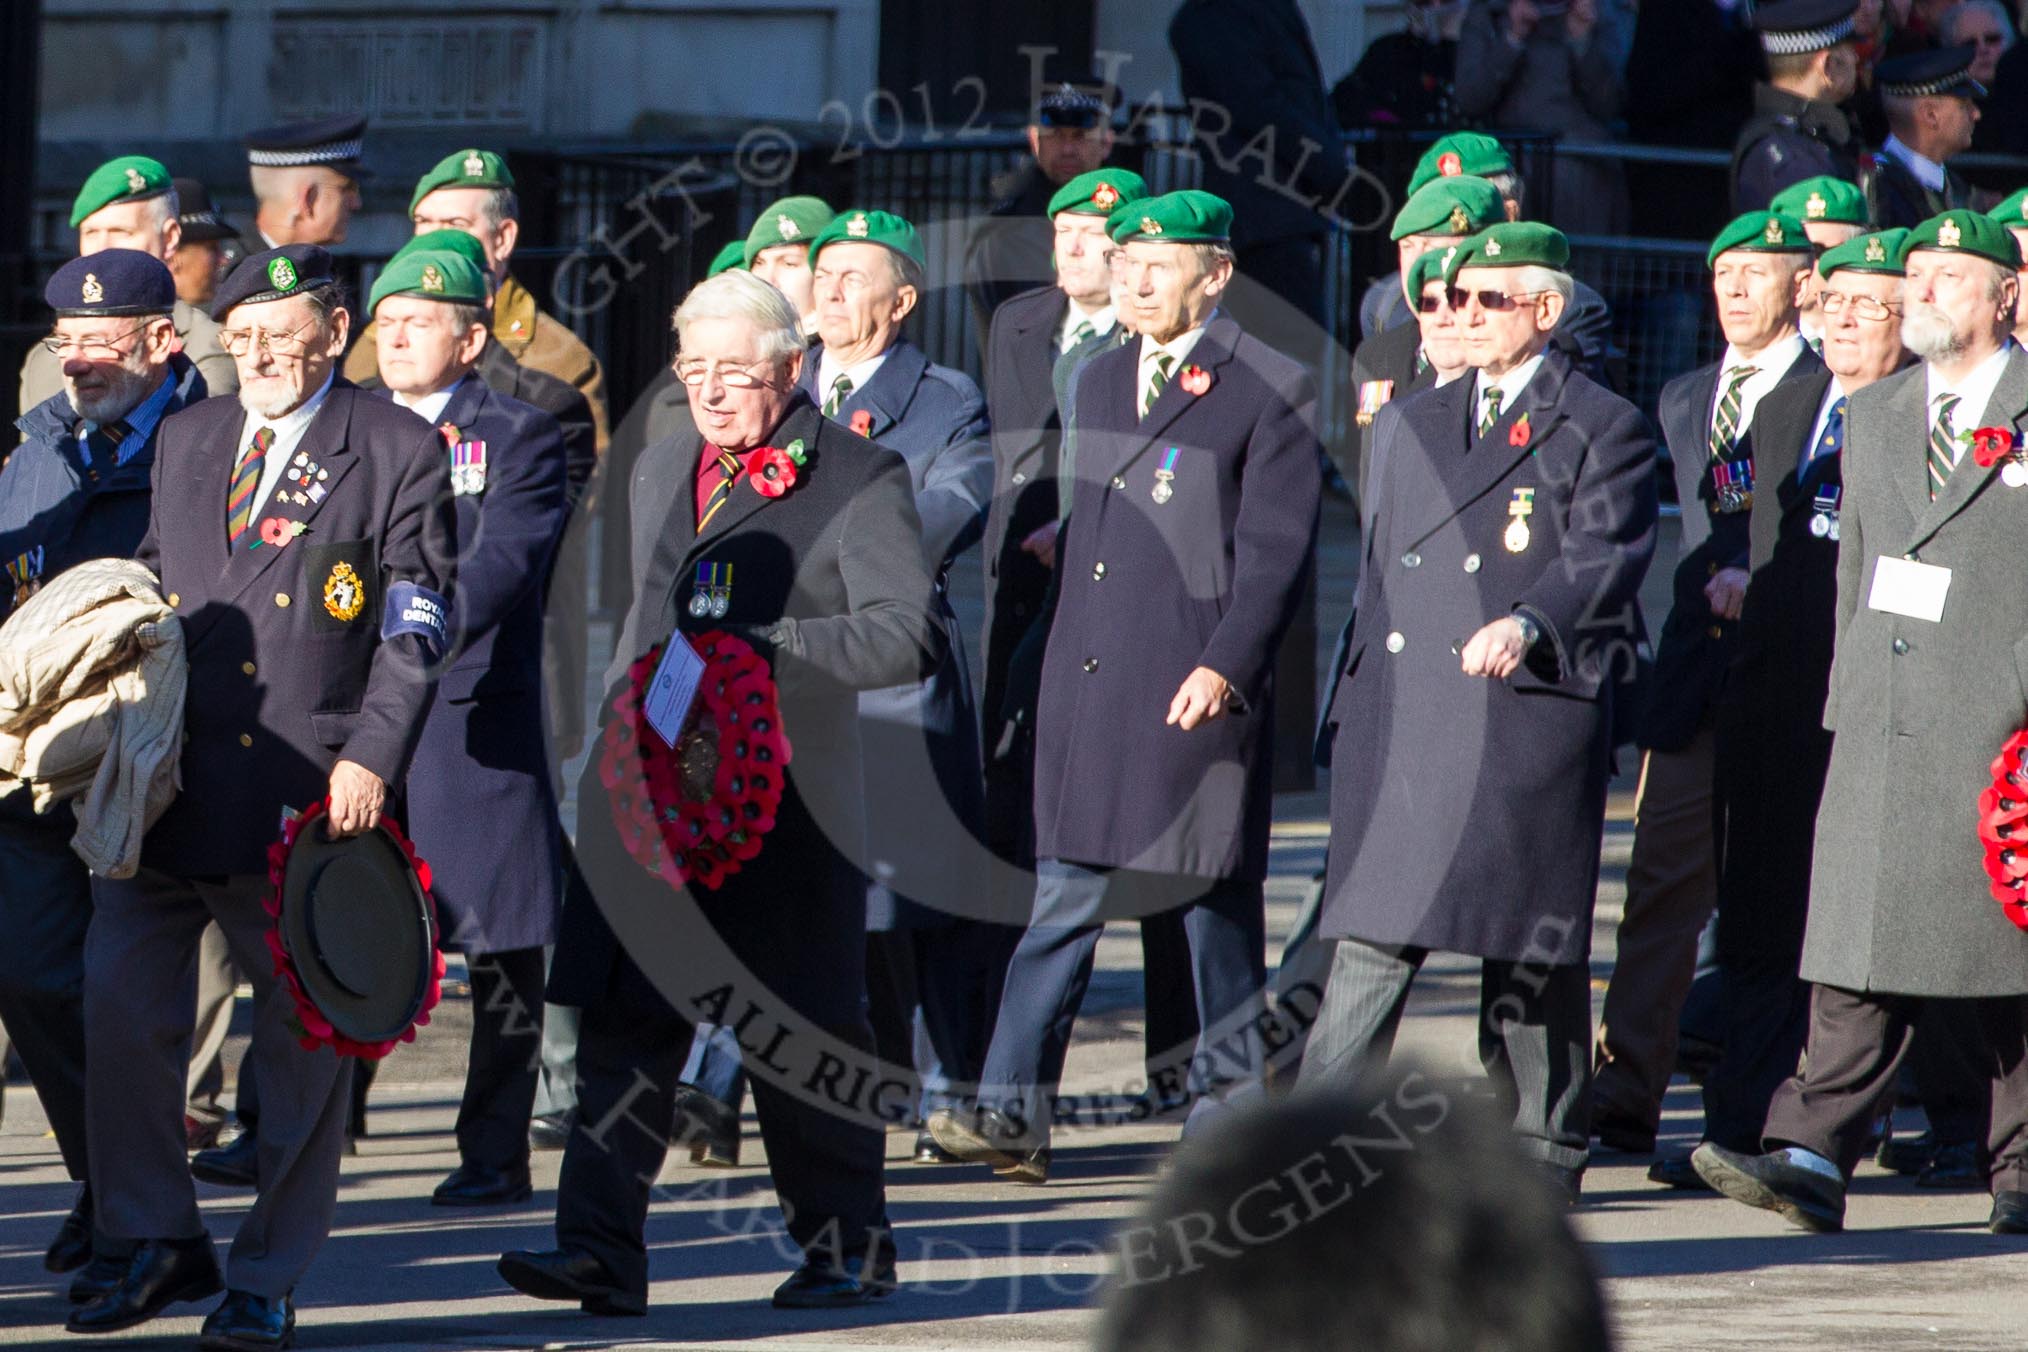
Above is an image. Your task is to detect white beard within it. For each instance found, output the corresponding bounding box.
[1901,302,1967,363]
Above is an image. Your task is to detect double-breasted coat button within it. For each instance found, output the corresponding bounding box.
[166,592,180,606]
[1092,562,1107,580]
[238,733,253,748]
[1462,553,1482,573]
[1012,472,1027,485]
[1402,552,1421,568]
[275,592,291,608]
[241,661,257,676]
[1385,631,1406,654]
[1892,637,1909,655]
[1111,475,1127,490]
[1083,657,1099,672]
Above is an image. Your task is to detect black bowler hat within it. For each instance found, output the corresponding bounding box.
[245,115,370,178]
[275,819,439,1048]
[1750,0,1859,54]
[1876,44,1986,99]
[173,177,240,244]
[210,243,336,321]
[45,249,176,318]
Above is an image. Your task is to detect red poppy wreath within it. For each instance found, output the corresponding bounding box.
[1978,729,2028,932]
[599,630,792,891]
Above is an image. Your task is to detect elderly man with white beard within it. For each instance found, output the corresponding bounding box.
[1694,210,2028,1239]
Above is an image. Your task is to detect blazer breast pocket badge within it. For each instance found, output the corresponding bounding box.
[301,540,379,632]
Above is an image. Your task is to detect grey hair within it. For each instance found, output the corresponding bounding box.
[1191,242,1237,273]
[1511,264,1574,306]
[1943,0,2017,53]
[146,189,180,230]
[475,187,520,228]
[672,270,804,363]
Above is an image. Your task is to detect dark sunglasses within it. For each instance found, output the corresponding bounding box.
[1449,287,1545,312]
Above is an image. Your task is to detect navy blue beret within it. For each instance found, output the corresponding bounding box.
[45,249,176,318]
[211,244,337,321]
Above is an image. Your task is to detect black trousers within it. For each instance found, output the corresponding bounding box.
[1763,984,2028,1193]
[555,950,891,1299]
[0,811,93,1182]
[456,946,548,1171]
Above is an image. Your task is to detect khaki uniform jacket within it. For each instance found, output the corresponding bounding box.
[18,299,236,414]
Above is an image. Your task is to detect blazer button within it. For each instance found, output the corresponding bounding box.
[1385,631,1405,654]
[238,733,253,748]
[1092,561,1107,580]
[1012,472,1027,485]
[1401,552,1421,568]
[1707,624,1723,639]
[241,661,257,676]
[1463,553,1482,573]
[1892,637,1910,655]
[1083,657,1099,673]
[275,592,291,608]
[166,592,180,607]
[1110,475,1127,491]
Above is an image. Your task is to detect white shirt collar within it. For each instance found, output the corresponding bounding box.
[1059,301,1116,352]
[241,371,337,519]
[1138,319,1210,375]
[816,344,893,405]
[1925,341,2016,447]
[1473,351,1547,414]
[393,375,468,428]
[1883,134,1947,193]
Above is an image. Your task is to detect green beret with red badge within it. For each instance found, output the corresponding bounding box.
[1405,132,1513,197]
[1047,168,1150,219]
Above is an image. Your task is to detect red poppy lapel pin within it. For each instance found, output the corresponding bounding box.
[748,438,808,499]
[1968,425,2026,485]
[1179,364,1211,396]
[850,409,874,438]
[250,517,307,551]
[1509,412,1532,448]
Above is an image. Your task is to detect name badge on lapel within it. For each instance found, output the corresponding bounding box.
[1867,555,1951,623]
[450,439,489,496]
[1808,487,1842,540]
[5,547,45,608]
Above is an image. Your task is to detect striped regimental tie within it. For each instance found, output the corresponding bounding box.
[227,426,275,548]
[1142,352,1175,418]
[824,374,853,417]
[1927,393,1961,500]
[1707,365,1759,462]
[697,449,744,531]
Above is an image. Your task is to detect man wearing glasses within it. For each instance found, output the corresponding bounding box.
[17,156,237,414]
[245,118,367,250]
[1592,210,1823,1157]
[72,244,453,1348]
[1647,229,1909,1189]
[0,250,206,1299]
[1302,221,1658,1204]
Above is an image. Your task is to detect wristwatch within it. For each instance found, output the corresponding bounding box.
[1511,611,1540,651]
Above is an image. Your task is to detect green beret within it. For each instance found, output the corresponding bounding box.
[369,248,488,314]
[1106,190,1233,245]
[70,156,172,228]
[1047,168,1150,219]
[409,148,514,215]
[744,196,835,266]
[1405,246,1455,302]
[1442,222,1569,284]
[1770,176,1868,227]
[1900,209,2023,269]
[1987,188,2028,228]
[1406,133,1513,197]
[1818,228,1910,278]
[707,239,749,278]
[395,228,488,274]
[809,209,926,271]
[1390,175,1505,242]
[1706,211,1811,267]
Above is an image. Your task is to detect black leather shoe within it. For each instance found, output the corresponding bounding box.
[1990,1190,2028,1235]
[1648,1153,1714,1191]
[497,1248,646,1316]
[672,1084,741,1166]
[433,1163,533,1207]
[1592,1110,1656,1155]
[68,1252,125,1305]
[198,1289,294,1351]
[771,1252,898,1309]
[1692,1144,1845,1233]
[191,1132,259,1188]
[925,1105,1047,1180]
[1916,1140,1984,1190]
[65,1234,223,1334]
[529,1111,573,1152]
[914,1131,959,1164]
[44,1185,93,1274]
[1877,1129,1940,1176]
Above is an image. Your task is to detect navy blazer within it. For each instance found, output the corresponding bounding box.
[397,377,569,953]
[138,380,456,876]
[1034,314,1321,882]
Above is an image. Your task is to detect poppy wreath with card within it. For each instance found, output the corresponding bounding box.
[599,630,792,891]
[1977,729,2028,932]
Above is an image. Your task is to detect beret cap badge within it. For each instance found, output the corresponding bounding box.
[80,273,104,305]
[1939,218,1962,248]
[1485,237,1503,257]
[1865,236,1886,263]
[1141,216,1163,235]
[124,167,146,193]
[846,213,870,238]
[420,263,445,294]
[462,150,485,178]
[1806,192,1827,220]
[1092,182,1120,210]
[267,257,298,292]
[777,214,800,239]
[1764,218,1785,245]
[1438,152,1462,176]
[1448,205,1469,233]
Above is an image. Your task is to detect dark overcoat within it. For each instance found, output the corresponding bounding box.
[548,394,945,1007]
[398,378,569,954]
[1714,369,1841,947]
[1639,349,1824,751]
[1730,84,1864,214]
[1321,347,1657,963]
[1805,353,2028,996]
[799,340,991,928]
[1349,319,1436,519]
[137,380,456,877]
[1865,151,1978,232]
[1033,314,1321,881]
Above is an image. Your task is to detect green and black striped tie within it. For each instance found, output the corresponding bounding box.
[1928,393,1961,500]
[1708,365,1758,462]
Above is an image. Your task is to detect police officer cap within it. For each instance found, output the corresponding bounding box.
[396,228,489,276]
[69,155,172,228]
[743,196,836,266]
[211,244,336,321]
[1106,190,1234,245]
[1989,187,2028,227]
[1770,176,1868,227]
[1047,169,1150,220]
[1750,0,1859,55]
[173,177,240,243]
[707,239,749,278]
[1036,80,1112,129]
[1875,44,1985,99]
[1442,222,1569,284]
[45,249,176,318]
[1707,211,1813,267]
[1818,229,1910,278]
[369,249,487,314]
[1899,209,2022,269]
[245,116,369,176]
[808,209,927,270]
[1405,132,1513,197]
[409,148,513,215]
[1390,175,1506,242]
